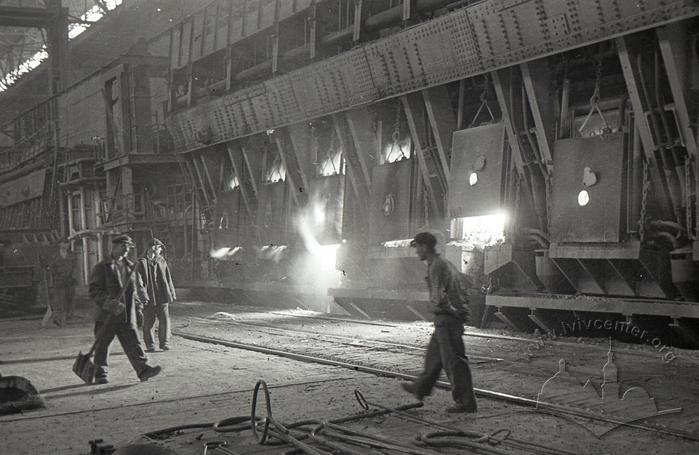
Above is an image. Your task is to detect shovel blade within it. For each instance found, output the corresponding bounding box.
[72,352,97,384]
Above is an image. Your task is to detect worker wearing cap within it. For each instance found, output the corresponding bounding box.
[88,234,161,383]
[401,231,477,413]
[138,238,177,352]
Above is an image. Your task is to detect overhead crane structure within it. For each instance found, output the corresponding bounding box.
[0,0,69,94]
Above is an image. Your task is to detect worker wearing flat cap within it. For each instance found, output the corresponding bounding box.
[88,234,161,383]
[401,231,478,413]
[137,238,177,352]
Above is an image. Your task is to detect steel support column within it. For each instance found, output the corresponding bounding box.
[226,143,255,219]
[657,23,699,239]
[400,94,442,220]
[421,86,454,183]
[273,132,306,206]
[198,154,218,203]
[617,35,679,223]
[343,108,375,191]
[520,60,554,173]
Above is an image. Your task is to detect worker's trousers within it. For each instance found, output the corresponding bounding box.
[143,303,171,349]
[93,320,149,379]
[413,314,477,408]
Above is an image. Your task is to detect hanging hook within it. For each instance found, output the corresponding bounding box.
[579,50,612,136]
[469,75,495,128]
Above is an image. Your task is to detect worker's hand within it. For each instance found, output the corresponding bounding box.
[103,299,125,315]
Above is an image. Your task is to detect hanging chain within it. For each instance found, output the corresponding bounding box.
[639,159,650,241]
[688,156,693,238]
[424,181,429,226]
[579,54,611,136]
[469,75,495,128]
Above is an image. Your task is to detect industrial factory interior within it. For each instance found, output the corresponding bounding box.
[1,0,699,454]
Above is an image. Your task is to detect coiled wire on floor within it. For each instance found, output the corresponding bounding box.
[144,380,572,455]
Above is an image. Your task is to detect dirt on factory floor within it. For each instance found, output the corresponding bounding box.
[1,298,699,455]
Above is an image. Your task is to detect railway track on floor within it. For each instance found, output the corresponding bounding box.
[173,322,699,444]
[185,315,504,364]
[263,310,685,361]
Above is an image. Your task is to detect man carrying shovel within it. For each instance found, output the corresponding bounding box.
[88,234,161,384]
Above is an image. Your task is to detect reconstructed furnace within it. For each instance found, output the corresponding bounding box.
[1,0,698,345]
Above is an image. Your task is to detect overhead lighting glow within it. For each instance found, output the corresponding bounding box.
[469,172,478,186]
[578,190,590,206]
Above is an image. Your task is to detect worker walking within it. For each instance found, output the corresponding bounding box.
[138,238,177,352]
[401,232,478,413]
[88,234,161,384]
[48,241,77,326]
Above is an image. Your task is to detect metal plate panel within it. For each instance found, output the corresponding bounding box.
[170,0,699,152]
[264,77,299,125]
[448,123,506,218]
[549,134,625,243]
[414,29,458,84]
[369,160,413,243]
[290,72,324,117]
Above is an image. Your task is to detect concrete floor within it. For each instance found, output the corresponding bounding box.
[1,299,699,454]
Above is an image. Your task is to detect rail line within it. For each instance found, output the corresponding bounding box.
[174,329,699,443]
[262,310,682,361]
[188,316,504,364]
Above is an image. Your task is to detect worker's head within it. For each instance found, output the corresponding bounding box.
[111,234,135,259]
[410,232,437,261]
[147,238,164,257]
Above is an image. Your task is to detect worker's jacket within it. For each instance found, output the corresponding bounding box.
[137,256,177,306]
[89,256,147,324]
[426,255,471,323]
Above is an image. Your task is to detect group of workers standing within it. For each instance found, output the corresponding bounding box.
[46,235,176,384]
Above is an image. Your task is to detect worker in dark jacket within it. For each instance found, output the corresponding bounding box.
[138,238,177,351]
[88,234,161,384]
[48,242,77,326]
[401,232,477,413]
